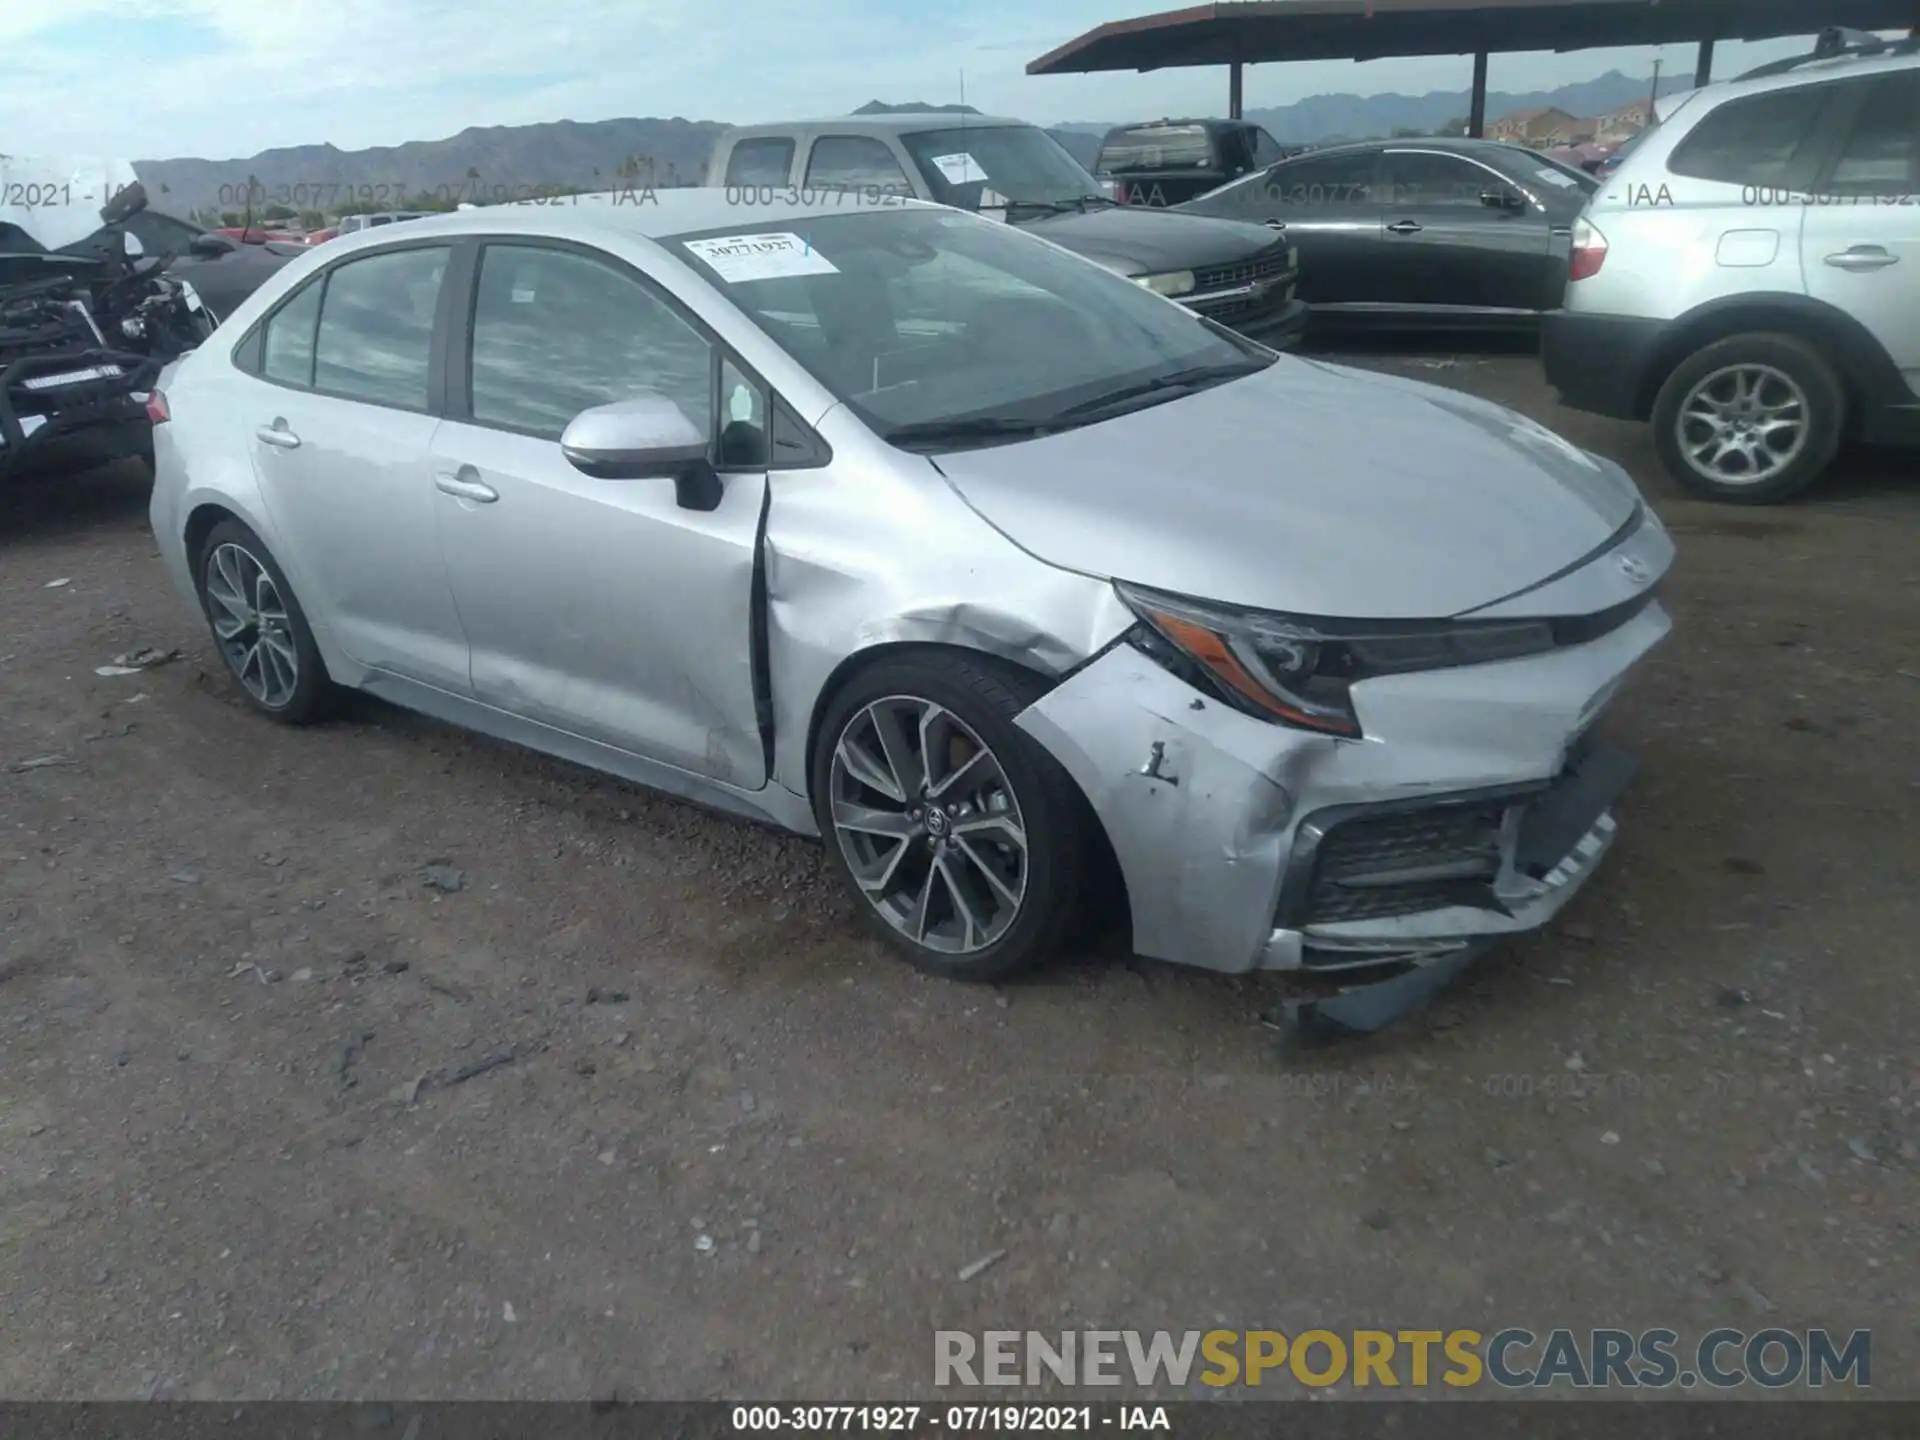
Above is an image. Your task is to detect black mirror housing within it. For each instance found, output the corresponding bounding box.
[100,181,149,226]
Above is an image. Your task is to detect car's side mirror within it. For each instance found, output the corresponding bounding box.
[190,233,234,258]
[560,394,722,511]
[100,181,149,225]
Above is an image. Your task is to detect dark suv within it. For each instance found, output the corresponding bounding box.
[1096,119,1298,207]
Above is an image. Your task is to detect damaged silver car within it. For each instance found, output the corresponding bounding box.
[148,193,1673,1037]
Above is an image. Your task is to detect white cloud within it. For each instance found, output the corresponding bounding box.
[0,1,1834,161]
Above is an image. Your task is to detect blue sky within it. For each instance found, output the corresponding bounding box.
[1,1,1837,161]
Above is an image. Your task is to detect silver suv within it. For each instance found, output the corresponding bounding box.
[1544,43,1920,503]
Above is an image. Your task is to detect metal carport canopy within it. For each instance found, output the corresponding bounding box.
[1027,0,1920,131]
[1026,0,1919,72]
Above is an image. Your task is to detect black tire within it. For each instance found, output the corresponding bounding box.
[810,651,1095,983]
[1651,331,1844,505]
[193,518,337,724]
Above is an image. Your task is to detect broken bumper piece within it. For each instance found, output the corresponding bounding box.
[1015,601,1668,1035]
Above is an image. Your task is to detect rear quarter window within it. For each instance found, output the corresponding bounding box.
[1666,85,1838,188]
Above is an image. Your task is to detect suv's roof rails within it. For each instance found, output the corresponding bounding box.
[1735,27,1920,81]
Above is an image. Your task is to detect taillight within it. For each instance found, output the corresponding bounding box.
[1569,217,1609,282]
[146,389,170,424]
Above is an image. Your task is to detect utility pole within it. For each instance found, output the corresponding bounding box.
[1647,56,1663,119]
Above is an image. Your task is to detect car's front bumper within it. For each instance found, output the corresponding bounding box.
[1,344,158,480]
[1016,594,1670,1033]
[1219,295,1309,350]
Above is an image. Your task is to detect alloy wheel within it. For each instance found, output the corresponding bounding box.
[203,542,300,708]
[828,696,1029,955]
[1675,363,1810,487]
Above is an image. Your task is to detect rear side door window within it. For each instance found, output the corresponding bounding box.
[1821,72,1920,197]
[311,246,449,410]
[804,136,914,194]
[725,138,796,188]
[1263,151,1379,209]
[465,243,714,440]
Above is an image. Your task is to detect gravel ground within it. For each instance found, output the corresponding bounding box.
[2,350,1915,1401]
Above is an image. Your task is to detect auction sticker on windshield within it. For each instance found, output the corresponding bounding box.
[682,233,839,283]
[930,153,989,185]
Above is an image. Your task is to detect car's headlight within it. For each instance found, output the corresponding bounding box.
[1116,582,1557,738]
[1137,269,1195,298]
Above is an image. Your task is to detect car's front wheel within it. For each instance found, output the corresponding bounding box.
[1652,332,1844,504]
[811,652,1094,982]
[194,518,336,724]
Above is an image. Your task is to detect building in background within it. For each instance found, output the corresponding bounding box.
[1486,105,1581,143]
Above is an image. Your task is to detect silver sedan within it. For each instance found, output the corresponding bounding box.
[148,192,1674,1039]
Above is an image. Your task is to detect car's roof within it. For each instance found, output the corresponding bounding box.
[1668,45,1918,111]
[1103,118,1252,134]
[314,189,948,254]
[1272,136,1530,162]
[723,113,1029,137]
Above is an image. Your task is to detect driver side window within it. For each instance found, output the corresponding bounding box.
[466,243,714,440]
[805,136,913,194]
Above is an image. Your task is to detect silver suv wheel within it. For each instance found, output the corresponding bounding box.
[1651,332,1845,505]
[1674,363,1810,487]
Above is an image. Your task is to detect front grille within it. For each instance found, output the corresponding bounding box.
[1302,801,1509,925]
[1189,283,1294,324]
[1192,242,1295,294]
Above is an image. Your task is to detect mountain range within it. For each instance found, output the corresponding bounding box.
[137,69,1687,219]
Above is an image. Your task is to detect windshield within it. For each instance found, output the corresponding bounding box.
[671,208,1269,447]
[1099,123,1214,173]
[897,126,1106,210]
[1526,149,1602,193]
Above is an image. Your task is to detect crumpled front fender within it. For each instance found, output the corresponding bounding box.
[1016,641,1309,974]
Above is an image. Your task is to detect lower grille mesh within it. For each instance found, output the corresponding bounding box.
[1304,801,1508,924]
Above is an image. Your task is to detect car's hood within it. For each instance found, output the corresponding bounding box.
[1013,204,1277,276]
[0,156,142,251]
[930,358,1642,619]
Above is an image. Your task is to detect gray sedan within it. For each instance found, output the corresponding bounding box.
[148,193,1674,1038]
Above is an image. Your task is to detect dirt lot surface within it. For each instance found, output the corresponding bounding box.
[2,350,1915,1402]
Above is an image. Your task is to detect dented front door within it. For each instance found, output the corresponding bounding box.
[430,418,770,787]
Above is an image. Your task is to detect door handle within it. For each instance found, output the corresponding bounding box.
[1264,219,1288,230]
[1825,246,1899,272]
[1387,219,1424,235]
[254,420,300,449]
[435,470,498,504]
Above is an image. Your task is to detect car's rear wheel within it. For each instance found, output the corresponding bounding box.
[811,652,1094,982]
[1652,332,1844,504]
[194,518,336,724]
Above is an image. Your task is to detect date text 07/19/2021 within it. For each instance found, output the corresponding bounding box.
[728,1406,1168,1433]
